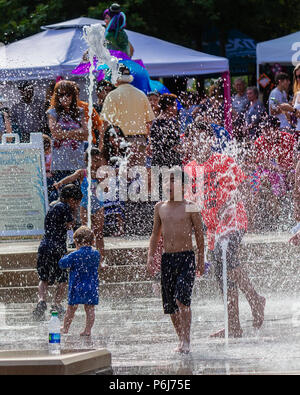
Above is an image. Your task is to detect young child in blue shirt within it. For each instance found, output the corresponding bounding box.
[59,226,100,336]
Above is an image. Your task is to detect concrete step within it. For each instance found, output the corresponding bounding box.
[0,277,225,303]
[0,233,299,303]
[0,282,155,303]
[0,265,151,288]
[1,272,300,304]
[0,248,148,270]
[0,238,297,269]
[1,255,299,289]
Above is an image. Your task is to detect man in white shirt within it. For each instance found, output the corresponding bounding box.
[101,65,155,167]
[268,72,291,129]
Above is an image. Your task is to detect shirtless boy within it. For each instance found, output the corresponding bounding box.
[147,171,205,354]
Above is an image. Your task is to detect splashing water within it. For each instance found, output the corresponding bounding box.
[82,23,119,84]
[220,238,229,345]
[82,23,120,227]
[214,197,239,346]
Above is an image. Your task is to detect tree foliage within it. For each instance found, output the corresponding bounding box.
[1,0,300,52]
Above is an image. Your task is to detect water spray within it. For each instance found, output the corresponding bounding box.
[82,23,119,227]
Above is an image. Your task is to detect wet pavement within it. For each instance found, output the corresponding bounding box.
[1,291,300,375]
[0,233,300,375]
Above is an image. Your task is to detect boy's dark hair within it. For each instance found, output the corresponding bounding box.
[159,93,178,112]
[275,72,289,85]
[84,147,101,163]
[74,226,94,246]
[96,80,116,92]
[42,134,51,150]
[60,184,83,202]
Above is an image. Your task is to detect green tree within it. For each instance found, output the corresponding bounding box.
[88,0,300,54]
[1,0,300,51]
[0,0,99,44]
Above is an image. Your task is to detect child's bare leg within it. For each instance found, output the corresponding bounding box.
[176,300,192,353]
[170,311,184,352]
[54,282,67,306]
[62,305,78,334]
[80,305,95,336]
[231,266,266,328]
[92,209,105,258]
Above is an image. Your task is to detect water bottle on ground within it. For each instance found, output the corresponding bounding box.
[48,311,61,355]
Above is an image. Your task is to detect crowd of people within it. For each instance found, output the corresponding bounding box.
[2,70,298,234]
[11,63,296,347]
[1,3,300,351]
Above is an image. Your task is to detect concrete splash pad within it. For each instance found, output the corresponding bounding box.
[0,233,300,375]
[1,293,300,375]
[0,349,112,375]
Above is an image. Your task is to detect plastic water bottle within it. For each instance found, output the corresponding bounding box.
[48,311,61,355]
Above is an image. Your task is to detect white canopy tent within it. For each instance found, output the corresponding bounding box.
[256,31,300,84]
[0,17,229,81]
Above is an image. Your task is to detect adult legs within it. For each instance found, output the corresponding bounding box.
[54,282,67,307]
[210,233,244,338]
[38,280,66,306]
[211,231,265,337]
[230,265,266,329]
[210,282,243,338]
[38,280,48,302]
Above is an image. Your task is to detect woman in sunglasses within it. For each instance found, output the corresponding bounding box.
[47,80,88,202]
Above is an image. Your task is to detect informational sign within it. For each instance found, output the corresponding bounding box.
[258,73,271,89]
[0,133,48,236]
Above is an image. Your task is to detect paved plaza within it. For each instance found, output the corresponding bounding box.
[1,293,300,375]
[0,235,300,375]
[0,234,300,375]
